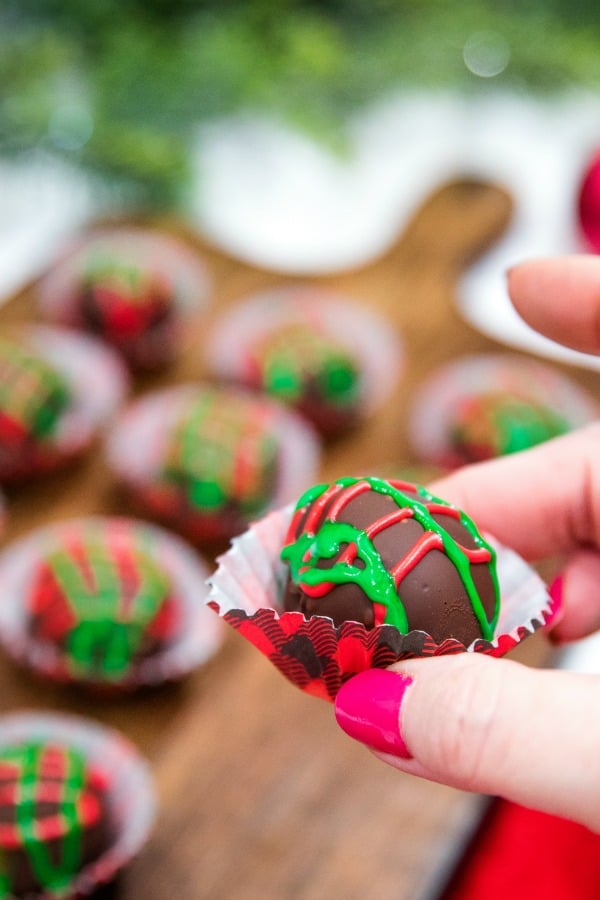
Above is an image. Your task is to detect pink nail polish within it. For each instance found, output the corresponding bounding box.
[548,574,563,606]
[334,669,413,759]
[546,574,565,638]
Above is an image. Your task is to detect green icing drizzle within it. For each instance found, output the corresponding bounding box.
[281,476,500,640]
[163,390,278,514]
[452,392,570,461]
[258,326,359,407]
[45,538,170,680]
[0,743,90,894]
[0,338,71,440]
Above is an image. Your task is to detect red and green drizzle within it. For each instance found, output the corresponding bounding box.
[0,338,70,447]
[80,252,175,339]
[281,476,500,639]
[451,390,569,462]
[249,323,359,408]
[30,534,178,681]
[0,742,104,895]
[163,389,278,514]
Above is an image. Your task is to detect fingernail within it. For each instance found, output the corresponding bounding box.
[334,669,413,759]
[548,574,563,615]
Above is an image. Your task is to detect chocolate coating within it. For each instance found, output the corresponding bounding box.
[0,742,111,896]
[282,478,499,646]
[248,323,361,436]
[450,390,569,463]
[26,531,180,684]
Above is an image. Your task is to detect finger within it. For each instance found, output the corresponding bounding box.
[508,255,600,354]
[334,658,600,832]
[428,423,600,561]
[549,549,600,643]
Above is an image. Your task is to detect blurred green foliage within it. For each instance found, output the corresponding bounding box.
[2,0,600,205]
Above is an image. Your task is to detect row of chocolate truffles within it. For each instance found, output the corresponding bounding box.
[0,322,596,551]
[31,224,598,458]
[36,227,403,439]
[0,710,154,899]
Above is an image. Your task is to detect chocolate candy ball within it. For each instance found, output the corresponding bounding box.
[450,389,569,463]
[0,742,111,896]
[281,477,500,646]
[27,529,180,684]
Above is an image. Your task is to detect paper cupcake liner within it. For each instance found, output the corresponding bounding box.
[0,516,223,690]
[0,710,155,899]
[409,353,599,469]
[205,286,403,428]
[207,504,558,702]
[0,325,128,482]
[106,383,321,545]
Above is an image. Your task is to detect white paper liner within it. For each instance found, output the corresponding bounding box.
[0,517,223,689]
[408,353,599,468]
[0,710,155,899]
[106,383,321,539]
[207,504,557,700]
[38,225,210,321]
[205,286,403,417]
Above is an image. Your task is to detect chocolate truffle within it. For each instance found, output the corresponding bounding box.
[0,336,70,453]
[450,390,569,463]
[27,530,181,684]
[160,387,280,538]
[281,476,500,646]
[0,742,111,896]
[246,322,361,434]
[78,254,176,366]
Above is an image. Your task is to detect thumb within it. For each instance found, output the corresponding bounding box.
[334,655,600,832]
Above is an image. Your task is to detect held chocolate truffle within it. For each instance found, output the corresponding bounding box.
[281,477,500,647]
[0,741,111,897]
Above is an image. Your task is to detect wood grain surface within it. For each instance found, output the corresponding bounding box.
[1,180,597,900]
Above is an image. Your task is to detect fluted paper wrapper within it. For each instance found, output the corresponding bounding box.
[0,711,155,899]
[207,505,559,702]
[409,353,598,468]
[0,517,223,690]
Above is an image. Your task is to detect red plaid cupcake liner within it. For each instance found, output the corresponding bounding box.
[207,505,558,702]
[409,353,599,469]
[0,517,222,690]
[0,710,155,899]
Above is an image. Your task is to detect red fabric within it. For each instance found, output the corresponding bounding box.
[444,800,600,900]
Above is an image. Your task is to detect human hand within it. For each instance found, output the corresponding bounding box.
[334,256,600,832]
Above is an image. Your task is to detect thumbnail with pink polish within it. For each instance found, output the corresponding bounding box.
[334,669,413,759]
